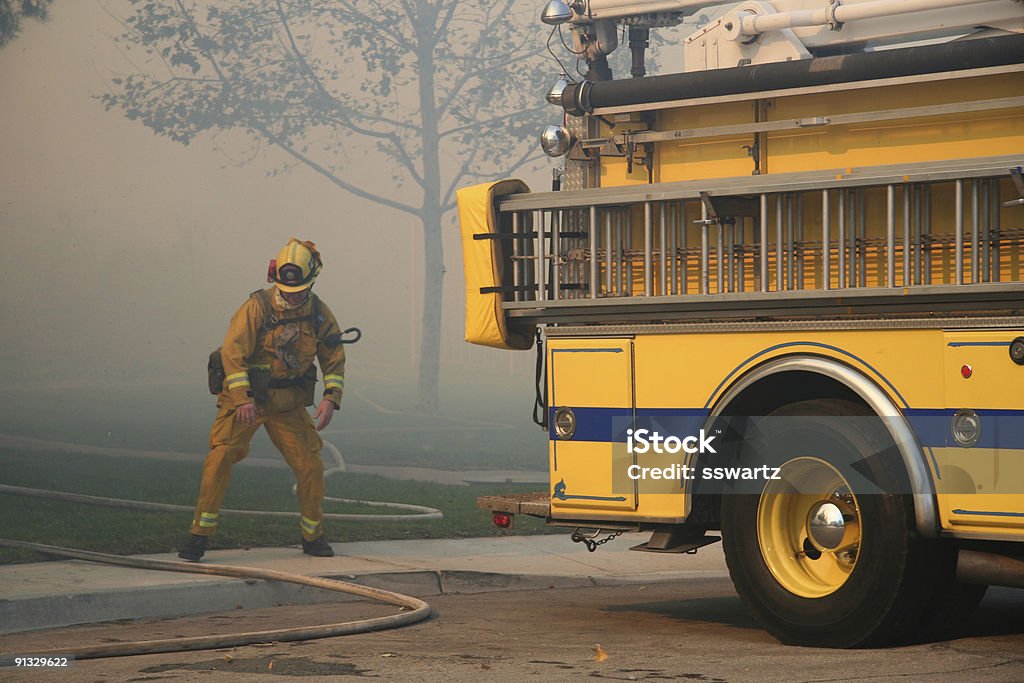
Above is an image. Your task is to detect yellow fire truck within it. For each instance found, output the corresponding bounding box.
[457,0,1024,647]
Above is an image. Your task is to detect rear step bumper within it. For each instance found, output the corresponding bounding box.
[477,494,720,555]
[477,492,551,518]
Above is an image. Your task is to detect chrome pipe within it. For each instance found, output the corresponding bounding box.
[822,190,830,290]
[658,203,667,295]
[848,190,857,288]
[858,191,866,288]
[796,193,805,289]
[679,202,687,294]
[992,179,1001,282]
[726,220,735,293]
[924,185,932,285]
[905,184,913,286]
[589,206,598,298]
[551,210,560,301]
[955,179,964,285]
[917,184,925,286]
[786,194,794,290]
[610,208,618,294]
[701,203,710,295]
[625,210,633,296]
[886,184,895,288]
[971,180,980,284]
[737,219,745,293]
[776,194,783,291]
[605,210,613,295]
[760,194,768,292]
[838,190,846,289]
[536,210,546,301]
[716,222,724,294]
[644,201,653,296]
[981,180,990,283]
[667,202,675,294]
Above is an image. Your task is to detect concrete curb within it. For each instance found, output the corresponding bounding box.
[1,568,729,635]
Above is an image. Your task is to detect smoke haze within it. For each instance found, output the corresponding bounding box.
[0,1,547,470]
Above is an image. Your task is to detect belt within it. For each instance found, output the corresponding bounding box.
[268,376,307,389]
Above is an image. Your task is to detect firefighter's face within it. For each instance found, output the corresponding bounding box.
[279,287,310,306]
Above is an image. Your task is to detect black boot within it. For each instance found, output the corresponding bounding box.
[178,534,208,562]
[302,535,334,557]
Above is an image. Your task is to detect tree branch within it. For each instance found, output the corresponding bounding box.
[332,117,425,188]
[439,104,546,140]
[257,123,420,216]
[274,0,339,107]
[435,47,546,118]
[167,2,418,217]
[442,145,542,212]
[432,0,458,44]
[321,0,412,50]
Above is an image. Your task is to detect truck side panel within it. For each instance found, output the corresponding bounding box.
[546,327,1024,537]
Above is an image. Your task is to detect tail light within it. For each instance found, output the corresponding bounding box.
[492,512,514,529]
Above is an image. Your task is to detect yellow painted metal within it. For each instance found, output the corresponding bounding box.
[944,331,1024,409]
[545,328,1024,533]
[549,338,633,407]
[598,72,1024,190]
[549,338,637,515]
[765,73,1024,175]
[598,119,658,187]
[935,330,1024,536]
[550,440,637,513]
[633,330,946,411]
[591,71,1023,294]
[479,65,1024,535]
[757,457,861,599]
[941,494,1024,535]
[656,100,762,183]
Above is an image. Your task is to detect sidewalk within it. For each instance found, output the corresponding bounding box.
[0,534,727,635]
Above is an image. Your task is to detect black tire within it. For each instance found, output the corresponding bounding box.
[721,399,953,648]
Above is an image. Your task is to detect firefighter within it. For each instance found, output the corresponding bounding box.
[178,238,346,561]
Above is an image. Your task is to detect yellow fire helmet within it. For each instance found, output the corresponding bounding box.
[270,238,323,293]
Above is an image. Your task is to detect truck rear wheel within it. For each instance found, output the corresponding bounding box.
[720,399,956,647]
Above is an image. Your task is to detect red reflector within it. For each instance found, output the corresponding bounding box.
[961,365,972,379]
[492,512,513,529]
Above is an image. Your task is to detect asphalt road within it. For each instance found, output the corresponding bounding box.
[2,577,1023,682]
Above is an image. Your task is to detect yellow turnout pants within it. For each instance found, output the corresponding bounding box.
[190,392,325,541]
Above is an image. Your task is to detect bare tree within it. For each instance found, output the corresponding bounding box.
[104,0,550,409]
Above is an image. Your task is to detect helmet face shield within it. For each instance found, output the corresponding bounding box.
[277,264,309,289]
[273,238,321,292]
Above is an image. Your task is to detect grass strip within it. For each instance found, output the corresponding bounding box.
[0,449,556,565]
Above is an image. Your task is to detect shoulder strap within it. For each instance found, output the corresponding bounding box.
[250,289,277,332]
[251,288,325,338]
[310,293,325,339]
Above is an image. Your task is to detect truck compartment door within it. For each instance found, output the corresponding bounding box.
[548,338,637,515]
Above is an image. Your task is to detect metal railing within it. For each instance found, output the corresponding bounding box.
[495,162,1022,309]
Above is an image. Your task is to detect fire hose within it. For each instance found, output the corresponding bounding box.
[0,439,443,522]
[0,538,432,660]
[0,437,442,658]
